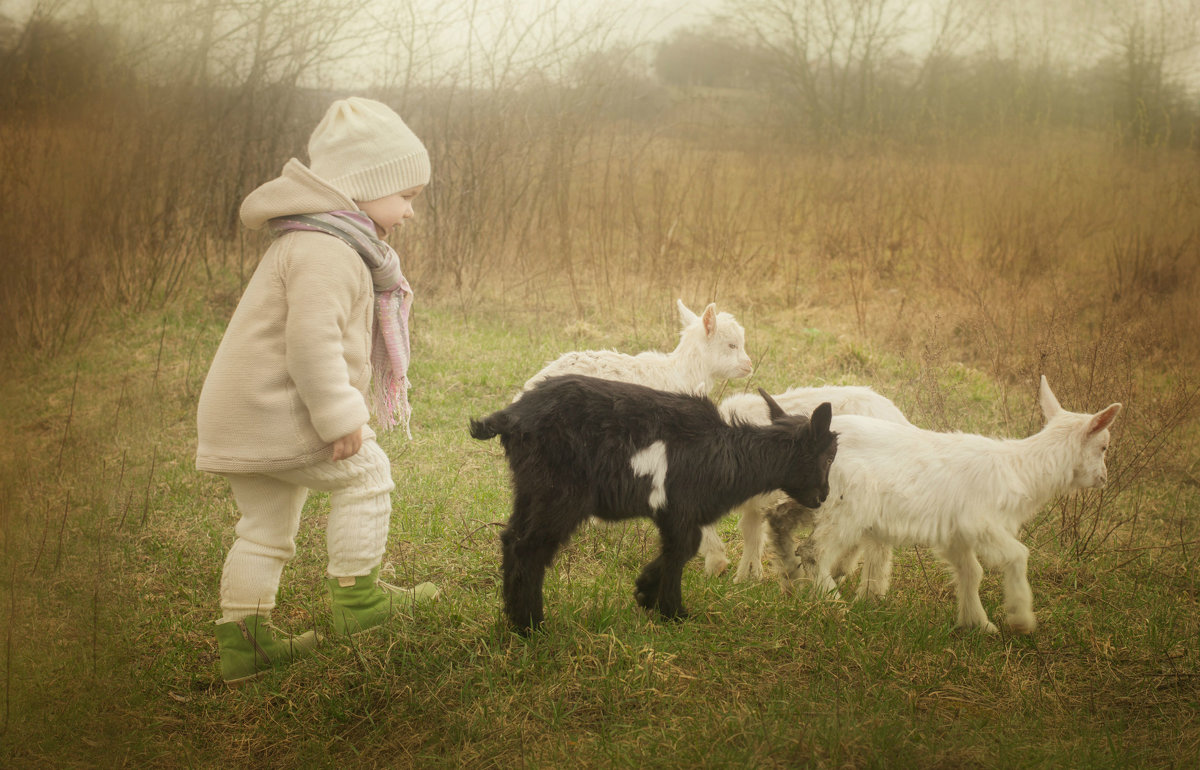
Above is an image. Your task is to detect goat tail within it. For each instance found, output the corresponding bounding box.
[468,412,509,440]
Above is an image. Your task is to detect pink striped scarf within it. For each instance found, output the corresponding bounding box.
[270,210,414,437]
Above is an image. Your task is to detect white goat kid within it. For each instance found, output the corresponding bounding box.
[767,376,1121,634]
[520,299,753,398]
[519,299,754,575]
[701,385,912,579]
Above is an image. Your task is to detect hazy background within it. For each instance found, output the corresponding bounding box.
[2,0,1198,362]
[2,3,1199,765]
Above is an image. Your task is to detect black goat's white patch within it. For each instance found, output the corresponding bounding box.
[630,440,669,511]
[468,374,836,634]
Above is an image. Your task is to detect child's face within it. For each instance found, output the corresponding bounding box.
[358,185,425,237]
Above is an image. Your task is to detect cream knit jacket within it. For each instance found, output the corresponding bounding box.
[196,160,378,473]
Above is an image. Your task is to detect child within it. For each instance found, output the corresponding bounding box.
[197,97,438,686]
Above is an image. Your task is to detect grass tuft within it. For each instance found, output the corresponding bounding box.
[2,135,1199,766]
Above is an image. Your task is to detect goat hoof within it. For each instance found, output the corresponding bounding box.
[733,563,762,584]
[704,555,729,577]
[506,611,542,637]
[1007,615,1037,634]
[956,620,999,634]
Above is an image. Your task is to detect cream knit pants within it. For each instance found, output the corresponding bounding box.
[218,439,394,622]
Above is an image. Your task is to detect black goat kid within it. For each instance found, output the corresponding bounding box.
[469,374,837,634]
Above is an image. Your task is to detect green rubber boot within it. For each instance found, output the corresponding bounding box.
[214,615,317,686]
[327,566,440,636]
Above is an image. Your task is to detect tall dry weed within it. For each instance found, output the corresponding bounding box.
[2,80,1196,568]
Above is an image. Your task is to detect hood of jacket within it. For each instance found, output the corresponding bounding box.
[240,158,359,230]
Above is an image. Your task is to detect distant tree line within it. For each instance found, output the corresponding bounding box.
[651,3,1200,147]
[2,1,1197,147]
[0,0,1197,358]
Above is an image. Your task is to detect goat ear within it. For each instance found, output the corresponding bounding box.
[759,388,787,421]
[1087,403,1122,436]
[702,303,717,337]
[676,298,698,325]
[1039,375,1063,419]
[810,402,833,436]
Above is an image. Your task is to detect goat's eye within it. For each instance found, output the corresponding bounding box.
[728,343,737,350]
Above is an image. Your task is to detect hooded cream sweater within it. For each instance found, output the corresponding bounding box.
[196,160,378,473]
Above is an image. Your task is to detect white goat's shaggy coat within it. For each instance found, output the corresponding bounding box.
[699,385,912,578]
[518,298,754,574]
[519,299,753,398]
[761,376,1121,633]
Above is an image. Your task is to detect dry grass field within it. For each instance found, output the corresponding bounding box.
[1,115,1198,766]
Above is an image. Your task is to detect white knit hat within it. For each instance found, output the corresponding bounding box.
[308,97,430,202]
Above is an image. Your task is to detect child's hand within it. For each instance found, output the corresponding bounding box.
[331,427,363,462]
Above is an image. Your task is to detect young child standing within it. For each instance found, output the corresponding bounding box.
[197,97,438,686]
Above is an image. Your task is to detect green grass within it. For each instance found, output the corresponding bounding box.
[1,270,1197,769]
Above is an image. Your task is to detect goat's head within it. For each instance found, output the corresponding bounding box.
[677,299,753,381]
[1039,375,1122,490]
[761,390,837,509]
